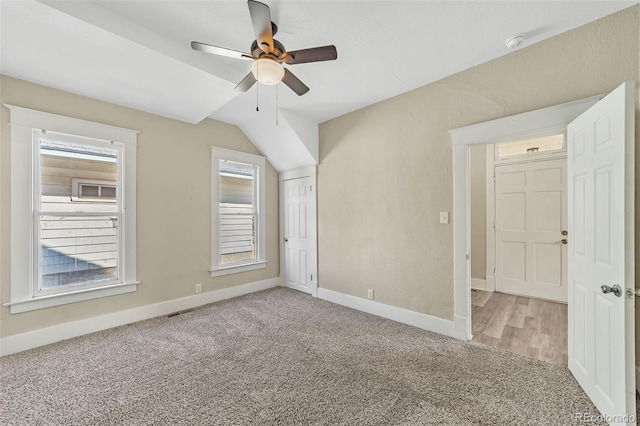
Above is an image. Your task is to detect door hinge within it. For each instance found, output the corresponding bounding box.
[493,222,496,229]
[310,185,312,191]
[311,274,313,281]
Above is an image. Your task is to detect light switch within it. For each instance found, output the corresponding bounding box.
[440,212,449,224]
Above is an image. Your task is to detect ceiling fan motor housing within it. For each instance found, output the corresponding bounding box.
[251,39,286,60]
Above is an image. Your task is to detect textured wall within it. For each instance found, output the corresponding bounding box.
[319,6,639,329]
[636,2,640,371]
[0,75,280,338]
[469,145,486,281]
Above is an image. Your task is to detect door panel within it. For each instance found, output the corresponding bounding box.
[501,242,525,280]
[495,159,567,302]
[567,82,635,424]
[535,243,561,285]
[573,282,588,372]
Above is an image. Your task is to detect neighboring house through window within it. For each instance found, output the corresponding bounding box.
[210,147,266,276]
[5,105,138,313]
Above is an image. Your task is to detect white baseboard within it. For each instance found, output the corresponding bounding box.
[0,277,281,357]
[471,278,486,291]
[317,288,454,337]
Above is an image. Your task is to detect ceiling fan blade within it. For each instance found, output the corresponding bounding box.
[282,69,309,96]
[235,72,257,92]
[283,45,337,65]
[191,41,252,60]
[248,0,274,53]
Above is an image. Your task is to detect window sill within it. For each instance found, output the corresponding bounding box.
[210,261,267,277]
[4,282,139,314]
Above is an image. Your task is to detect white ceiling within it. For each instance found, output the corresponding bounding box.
[1,1,636,170]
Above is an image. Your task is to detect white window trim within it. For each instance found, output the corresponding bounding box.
[3,104,139,314]
[210,146,266,277]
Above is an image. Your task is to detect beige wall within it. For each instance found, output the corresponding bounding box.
[469,144,486,281]
[636,4,640,371]
[318,4,640,369]
[0,75,280,338]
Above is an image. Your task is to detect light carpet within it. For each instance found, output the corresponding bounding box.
[1,288,613,425]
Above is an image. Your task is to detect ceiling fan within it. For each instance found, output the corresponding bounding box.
[191,0,337,96]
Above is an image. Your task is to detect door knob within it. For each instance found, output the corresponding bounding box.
[283,238,288,242]
[601,284,622,297]
[554,239,568,245]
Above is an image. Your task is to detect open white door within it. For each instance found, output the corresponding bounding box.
[567,82,635,424]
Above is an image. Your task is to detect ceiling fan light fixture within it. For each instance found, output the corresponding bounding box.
[251,58,285,85]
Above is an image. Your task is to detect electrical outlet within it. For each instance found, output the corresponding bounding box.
[195,283,202,294]
[440,212,450,224]
[367,289,374,300]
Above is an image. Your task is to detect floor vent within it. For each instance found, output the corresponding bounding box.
[167,309,194,318]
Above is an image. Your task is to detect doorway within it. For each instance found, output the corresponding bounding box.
[470,137,569,364]
[449,94,602,343]
[450,83,636,421]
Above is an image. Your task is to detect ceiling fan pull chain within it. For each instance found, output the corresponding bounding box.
[256,63,260,112]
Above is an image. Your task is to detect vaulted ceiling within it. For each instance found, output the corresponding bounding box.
[1,1,635,170]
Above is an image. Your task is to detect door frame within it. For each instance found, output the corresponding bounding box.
[279,165,318,296]
[449,94,602,340]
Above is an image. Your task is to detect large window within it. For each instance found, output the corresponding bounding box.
[210,147,266,276]
[38,134,120,295]
[6,105,138,313]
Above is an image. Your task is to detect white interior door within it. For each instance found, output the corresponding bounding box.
[283,177,315,295]
[495,159,567,302]
[567,82,635,424]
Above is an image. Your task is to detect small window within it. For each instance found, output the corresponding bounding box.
[211,147,266,277]
[497,134,565,158]
[72,178,117,202]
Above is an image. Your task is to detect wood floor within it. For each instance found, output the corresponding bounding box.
[471,290,568,365]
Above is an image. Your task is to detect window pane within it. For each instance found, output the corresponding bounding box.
[39,215,118,290]
[40,139,117,213]
[497,134,565,158]
[81,185,99,197]
[219,160,256,265]
[100,186,116,198]
[38,137,119,292]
